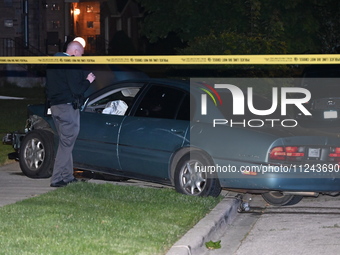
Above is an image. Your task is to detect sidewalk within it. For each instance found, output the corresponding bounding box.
[0,162,53,207]
[0,95,25,100]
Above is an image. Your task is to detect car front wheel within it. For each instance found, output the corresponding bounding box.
[261,191,303,206]
[19,130,54,178]
[174,153,221,197]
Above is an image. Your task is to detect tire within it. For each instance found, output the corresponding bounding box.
[174,152,221,197]
[262,191,303,206]
[19,130,54,178]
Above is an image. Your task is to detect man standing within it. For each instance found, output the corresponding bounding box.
[46,41,96,187]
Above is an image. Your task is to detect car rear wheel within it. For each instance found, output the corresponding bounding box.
[19,130,54,178]
[174,152,221,197]
[261,191,303,206]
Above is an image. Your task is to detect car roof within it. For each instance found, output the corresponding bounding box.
[85,77,190,99]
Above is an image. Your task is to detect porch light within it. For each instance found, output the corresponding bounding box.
[74,8,80,15]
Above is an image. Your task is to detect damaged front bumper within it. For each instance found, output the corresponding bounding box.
[2,131,26,160]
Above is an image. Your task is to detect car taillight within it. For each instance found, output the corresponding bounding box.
[269,146,305,161]
[329,147,340,162]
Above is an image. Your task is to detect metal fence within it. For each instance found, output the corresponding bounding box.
[1,36,108,56]
[0,37,46,56]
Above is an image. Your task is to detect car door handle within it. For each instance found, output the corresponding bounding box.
[105,122,118,127]
[170,128,185,134]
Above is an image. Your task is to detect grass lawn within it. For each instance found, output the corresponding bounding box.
[0,182,221,255]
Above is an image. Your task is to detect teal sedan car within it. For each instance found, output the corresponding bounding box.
[5,78,340,206]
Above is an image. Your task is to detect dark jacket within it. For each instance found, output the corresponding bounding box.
[46,53,91,106]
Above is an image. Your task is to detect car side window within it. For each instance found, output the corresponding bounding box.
[176,94,190,121]
[134,85,188,120]
[85,87,140,115]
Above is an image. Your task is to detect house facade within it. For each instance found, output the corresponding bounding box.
[0,0,143,56]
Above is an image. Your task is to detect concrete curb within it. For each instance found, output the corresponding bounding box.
[166,194,241,255]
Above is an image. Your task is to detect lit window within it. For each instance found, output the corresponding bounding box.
[51,3,60,11]
[4,19,13,28]
[86,5,93,13]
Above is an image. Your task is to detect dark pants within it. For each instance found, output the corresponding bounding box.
[50,104,80,184]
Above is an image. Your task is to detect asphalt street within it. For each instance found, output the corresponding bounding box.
[206,193,340,255]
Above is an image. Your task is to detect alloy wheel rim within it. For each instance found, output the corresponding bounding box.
[180,160,207,195]
[23,138,45,171]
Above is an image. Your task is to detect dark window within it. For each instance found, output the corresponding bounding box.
[4,0,12,7]
[87,21,94,28]
[51,21,60,29]
[135,85,187,120]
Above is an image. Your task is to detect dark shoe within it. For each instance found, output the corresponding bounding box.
[50,180,68,187]
[67,178,78,184]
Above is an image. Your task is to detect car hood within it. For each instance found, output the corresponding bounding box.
[83,65,149,97]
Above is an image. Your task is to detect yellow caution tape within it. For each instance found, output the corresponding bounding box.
[0,55,340,64]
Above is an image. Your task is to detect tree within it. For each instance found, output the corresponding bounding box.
[177,32,287,55]
[137,0,338,54]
